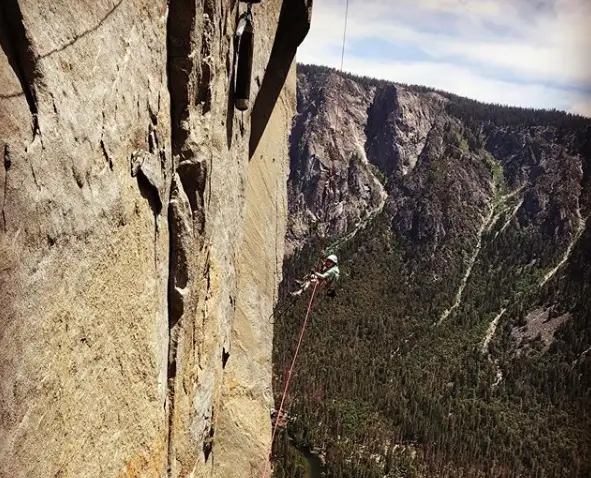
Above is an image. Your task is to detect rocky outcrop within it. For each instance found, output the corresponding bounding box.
[511,308,571,356]
[0,1,311,477]
[287,66,448,253]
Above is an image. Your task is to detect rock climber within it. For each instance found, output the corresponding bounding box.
[290,254,340,297]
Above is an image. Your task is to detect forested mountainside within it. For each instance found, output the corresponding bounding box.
[272,64,591,478]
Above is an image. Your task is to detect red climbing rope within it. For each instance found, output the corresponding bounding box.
[261,281,320,478]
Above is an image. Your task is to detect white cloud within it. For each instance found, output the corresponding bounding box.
[571,99,591,117]
[297,0,591,115]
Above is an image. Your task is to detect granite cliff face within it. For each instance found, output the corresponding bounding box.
[0,1,311,477]
[288,66,448,253]
[276,65,591,477]
[288,65,589,259]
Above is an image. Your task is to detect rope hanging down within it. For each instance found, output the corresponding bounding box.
[268,294,298,324]
[261,1,349,472]
[261,281,320,478]
[340,0,350,71]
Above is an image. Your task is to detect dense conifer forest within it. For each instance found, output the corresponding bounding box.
[272,64,591,478]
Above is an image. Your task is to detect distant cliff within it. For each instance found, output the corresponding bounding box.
[274,64,591,477]
[288,64,590,256]
[0,1,312,477]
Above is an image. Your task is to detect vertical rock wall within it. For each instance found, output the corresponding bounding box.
[0,0,311,477]
[288,68,447,253]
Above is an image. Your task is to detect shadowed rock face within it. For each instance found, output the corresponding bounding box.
[0,1,311,477]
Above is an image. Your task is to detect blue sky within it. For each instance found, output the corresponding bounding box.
[297,0,591,117]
